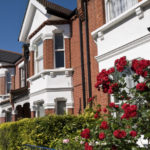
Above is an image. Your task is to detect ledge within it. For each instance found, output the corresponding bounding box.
[27,68,73,83]
[91,0,150,41]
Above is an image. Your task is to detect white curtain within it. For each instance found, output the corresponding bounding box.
[106,0,138,21]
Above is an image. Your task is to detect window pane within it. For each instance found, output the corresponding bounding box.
[20,68,25,88]
[57,101,66,115]
[55,33,64,49]
[37,59,43,72]
[37,40,43,58]
[55,51,64,68]
[107,0,138,21]
[6,73,11,93]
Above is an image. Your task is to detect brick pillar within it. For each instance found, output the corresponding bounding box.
[29,51,34,77]
[30,105,36,118]
[43,39,54,69]
[138,0,142,2]
[11,75,15,90]
[65,38,71,68]
[12,110,17,122]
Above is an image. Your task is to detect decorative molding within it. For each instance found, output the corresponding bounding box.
[30,87,73,97]
[91,0,150,41]
[29,44,36,52]
[98,31,104,40]
[135,7,144,19]
[50,72,55,78]
[41,33,53,41]
[66,102,74,108]
[44,103,55,109]
[95,33,150,62]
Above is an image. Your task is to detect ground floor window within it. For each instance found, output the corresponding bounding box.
[56,100,66,115]
[37,104,45,117]
[6,111,12,122]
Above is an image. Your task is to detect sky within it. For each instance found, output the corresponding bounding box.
[0,0,77,53]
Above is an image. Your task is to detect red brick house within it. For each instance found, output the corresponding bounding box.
[1,0,145,123]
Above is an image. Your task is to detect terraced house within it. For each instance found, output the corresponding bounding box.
[0,0,149,123]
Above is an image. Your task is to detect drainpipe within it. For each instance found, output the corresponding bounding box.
[79,18,86,109]
[84,0,92,99]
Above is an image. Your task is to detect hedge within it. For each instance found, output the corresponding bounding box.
[0,115,94,150]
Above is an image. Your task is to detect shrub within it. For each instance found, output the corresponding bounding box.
[0,115,94,150]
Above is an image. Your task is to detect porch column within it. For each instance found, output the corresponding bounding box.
[12,110,17,122]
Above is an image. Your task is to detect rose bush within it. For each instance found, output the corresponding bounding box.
[56,57,150,150]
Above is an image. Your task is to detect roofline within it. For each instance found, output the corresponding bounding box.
[0,49,22,56]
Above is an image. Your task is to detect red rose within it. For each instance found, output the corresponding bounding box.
[85,142,93,150]
[88,97,94,103]
[113,130,126,139]
[130,105,137,111]
[136,83,147,91]
[100,121,109,130]
[115,56,127,72]
[109,102,115,108]
[115,105,119,108]
[130,131,137,137]
[81,128,90,139]
[99,132,105,140]
[107,67,115,74]
[94,113,99,119]
[103,108,107,113]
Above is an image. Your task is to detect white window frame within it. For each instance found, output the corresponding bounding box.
[105,0,138,22]
[54,32,65,69]
[34,39,43,73]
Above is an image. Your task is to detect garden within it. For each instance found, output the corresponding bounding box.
[0,56,150,150]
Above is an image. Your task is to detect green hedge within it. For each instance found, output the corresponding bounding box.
[0,115,94,150]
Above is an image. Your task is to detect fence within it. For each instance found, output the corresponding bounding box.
[24,144,55,150]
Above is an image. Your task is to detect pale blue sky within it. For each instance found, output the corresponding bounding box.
[0,0,77,53]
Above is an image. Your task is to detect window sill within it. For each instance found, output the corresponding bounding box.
[91,0,150,41]
[28,68,73,83]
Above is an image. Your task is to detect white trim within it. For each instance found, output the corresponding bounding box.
[19,0,48,42]
[41,33,53,41]
[91,0,150,41]
[28,68,73,82]
[95,33,150,63]
[44,103,55,109]
[18,61,24,69]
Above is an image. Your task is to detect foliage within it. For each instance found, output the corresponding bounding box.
[57,56,150,150]
[0,115,94,150]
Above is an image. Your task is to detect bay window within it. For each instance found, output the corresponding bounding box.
[35,39,43,73]
[54,33,65,68]
[105,0,138,22]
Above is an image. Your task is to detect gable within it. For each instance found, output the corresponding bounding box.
[19,0,73,43]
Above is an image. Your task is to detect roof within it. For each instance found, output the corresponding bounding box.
[37,0,74,19]
[0,49,22,64]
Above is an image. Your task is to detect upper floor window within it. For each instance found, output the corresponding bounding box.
[105,0,138,22]
[54,33,65,68]
[20,67,25,88]
[35,39,43,73]
[6,72,11,93]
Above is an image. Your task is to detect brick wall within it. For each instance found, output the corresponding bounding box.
[0,77,6,95]
[65,38,71,68]
[29,51,34,77]
[43,39,54,69]
[45,109,55,115]
[70,0,109,114]
[15,64,20,89]
[11,75,15,90]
